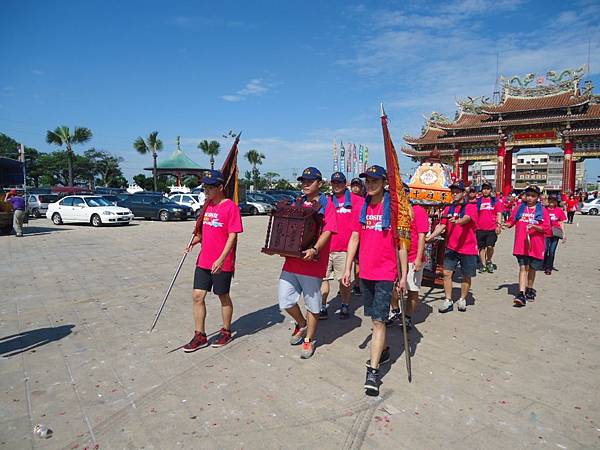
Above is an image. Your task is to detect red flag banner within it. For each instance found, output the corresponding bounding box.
[381,106,412,250]
[193,132,241,236]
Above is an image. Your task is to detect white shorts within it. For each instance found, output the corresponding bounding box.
[407,263,423,293]
[324,251,347,281]
[278,270,322,314]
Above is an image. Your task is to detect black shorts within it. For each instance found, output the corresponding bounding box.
[516,255,543,271]
[443,249,478,278]
[476,230,498,249]
[193,267,234,295]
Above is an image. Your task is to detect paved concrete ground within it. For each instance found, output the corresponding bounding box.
[1,214,599,449]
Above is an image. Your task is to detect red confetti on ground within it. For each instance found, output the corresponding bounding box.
[499,400,508,404]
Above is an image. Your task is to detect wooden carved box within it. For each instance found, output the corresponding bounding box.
[262,201,322,258]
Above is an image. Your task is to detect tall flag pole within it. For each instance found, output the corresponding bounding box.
[358,145,364,175]
[340,141,346,178]
[352,143,358,177]
[380,104,413,382]
[333,139,339,172]
[364,146,369,172]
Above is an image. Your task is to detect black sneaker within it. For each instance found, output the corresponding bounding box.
[340,303,350,319]
[385,309,401,326]
[365,346,390,367]
[364,367,380,396]
[319,307,328,320]
[486,262,494,273]
[525,288,536,302]
[513,292,527,307]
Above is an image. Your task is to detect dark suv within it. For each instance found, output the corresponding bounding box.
[117,193,194,221]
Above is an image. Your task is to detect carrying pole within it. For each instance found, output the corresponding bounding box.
[148,234,195,333]
[395,249,412,382]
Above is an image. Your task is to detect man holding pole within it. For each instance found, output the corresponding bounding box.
[343,165,409,396]
[183,169,243,352]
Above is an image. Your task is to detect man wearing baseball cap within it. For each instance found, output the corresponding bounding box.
[476,182,503,273]
[320,172,364,319]
[5,189,26,237]
[278,166,338,359]
[183,169,244,351]
[503,185,550,307]
[426,180,479,313]
[342,165,409,396]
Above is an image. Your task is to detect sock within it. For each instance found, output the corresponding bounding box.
[341,303,349,307]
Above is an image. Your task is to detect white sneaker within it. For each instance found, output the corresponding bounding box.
[438,299,453,313]
[457,298,467,312]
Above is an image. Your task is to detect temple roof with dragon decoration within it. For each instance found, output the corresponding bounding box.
[402,66,600,160]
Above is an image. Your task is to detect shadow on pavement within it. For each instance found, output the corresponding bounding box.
[495,283,520,296]
[317,293,363,347]
[0,325,75,358]
[232,303,285,340]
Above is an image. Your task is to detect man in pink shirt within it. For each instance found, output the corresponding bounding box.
[183,170,244,352]
[476,182,503,274]
[320,172,364,319]
[426,181,479,313]
[504,185,551,307]
[278,167,337,359]
[342,165,408,396]
[387,183,429,331]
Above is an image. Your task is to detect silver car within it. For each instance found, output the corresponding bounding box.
[27,193,59,218]
[580,198,600,215]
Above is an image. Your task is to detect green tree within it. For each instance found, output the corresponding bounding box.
[198,140,220,170]
[133,131,163,192]
[264,171,280,188]
[244,149,266,187]
[84,148,126,188]
[46,126,93,187]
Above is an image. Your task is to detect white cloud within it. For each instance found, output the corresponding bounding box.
[31,69,44,75]
[221,78,270,102]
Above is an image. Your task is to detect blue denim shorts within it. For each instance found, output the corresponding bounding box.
[443,249,478,278]
[360,279,394,322]
[516,255,543,271]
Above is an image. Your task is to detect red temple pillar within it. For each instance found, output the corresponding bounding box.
[562,140,574,194]
[454,149,461,181]
[461,161,469,184]
[570,157,577,193]
[496,140,506,194]
[503,147,513,195]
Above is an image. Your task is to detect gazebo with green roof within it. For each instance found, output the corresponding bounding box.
[145,136,209,186]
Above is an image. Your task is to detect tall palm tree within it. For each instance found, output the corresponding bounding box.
[264,171,280,188]
[46,126,93,187]
[198,140,221,170]
[133,131,163,192]
[245,149,265,170]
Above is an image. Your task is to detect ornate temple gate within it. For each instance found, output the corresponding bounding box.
[402,67,600,194]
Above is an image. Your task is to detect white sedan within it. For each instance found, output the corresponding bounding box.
[47,195,134,227]
[168,193,204,217]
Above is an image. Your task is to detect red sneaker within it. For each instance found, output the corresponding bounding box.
[211,328,233,348]
[183,331,208,353]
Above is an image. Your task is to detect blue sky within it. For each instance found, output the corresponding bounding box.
[1,0,600,184]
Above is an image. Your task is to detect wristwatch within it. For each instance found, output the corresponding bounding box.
[311,246,319,256]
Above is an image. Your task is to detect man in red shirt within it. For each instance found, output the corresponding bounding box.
[320,172,364,319]
[342,165,408,396]
[476,182,503,273]
[183,170,244,351]
[426,181,479,313]
[278,167,337,359]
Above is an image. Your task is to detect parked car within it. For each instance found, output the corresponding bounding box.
[51,186,94,198]
[46,195,134,227]
[100,195,119,205]
[580,198,600,215]
[94,187,127,195]
[238,202,255,216]
[117,193,194,221]
[246,192,278,207]
[168,193,205,217]
[27,193,59,218]
[264,189,300,199]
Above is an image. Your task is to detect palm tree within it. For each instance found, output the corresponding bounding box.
[245,149,265,170]
[198,140,221,170]
[46,126,93,187]
[133,131,163,192]
[264,171,280,188]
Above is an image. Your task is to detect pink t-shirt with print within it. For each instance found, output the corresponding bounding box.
[408,205,429,264]
[282,200,338,278]
[353,200,398,282]
[441,203,479,256]
[329,192,365,252]
[197,199,243,272]
[477,197,502,231]
[506,204,551,260]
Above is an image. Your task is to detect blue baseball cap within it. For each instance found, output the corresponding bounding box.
[359,165,387,179]
[297,167,322,181]
[201,170,225,186]
[449,180,466,191]
[350,177,363,186]
[330,172,347,183]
